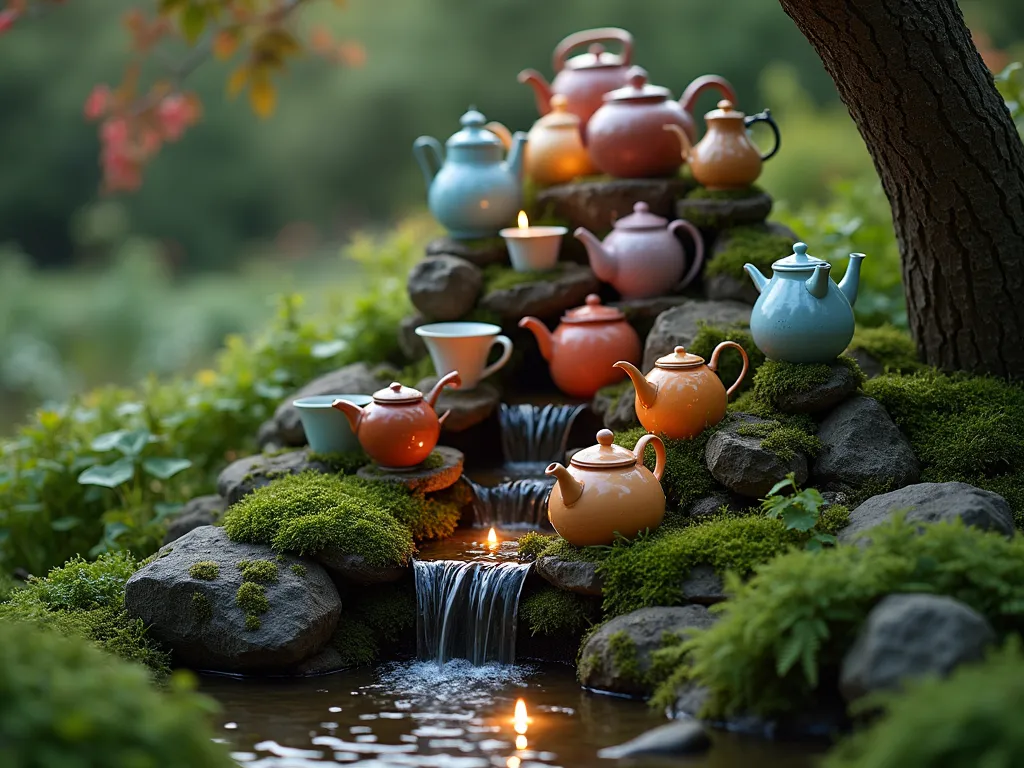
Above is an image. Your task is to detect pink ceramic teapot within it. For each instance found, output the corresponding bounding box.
[574,202,704,300]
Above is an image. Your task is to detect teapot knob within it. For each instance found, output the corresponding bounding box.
[585,294,601,306]
[627,66,648,90]
[588,43,606,57]
[596,429,615,446]
[634,201,650,214]
[717,99,734,111]
[793,242,809,262]
[389,382,403,392]
[550,93,569,111]
[674,346,687,355]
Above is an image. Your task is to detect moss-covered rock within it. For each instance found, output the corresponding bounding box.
[614,426,719,512]
[704,225,793,281]
[188,561,219,581]
[685,185,764,201]
[688,323,765,394]
[752,357,866,413]
[520,587,599,637]
[327,582,417,667]
[238,559,278,584]
[846,324,922,376]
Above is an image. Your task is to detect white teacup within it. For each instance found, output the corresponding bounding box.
[415,322,513,390]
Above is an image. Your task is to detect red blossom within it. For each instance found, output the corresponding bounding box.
[156,94,193,141]
[0,8,20,33]
[84,85,111,121]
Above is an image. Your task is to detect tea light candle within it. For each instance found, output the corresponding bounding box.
[500,211,567,273]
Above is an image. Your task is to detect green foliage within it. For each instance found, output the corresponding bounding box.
[684,185,764,201]
[307,451,371,475]
[760,474,836,550]
[329,616,379,667]
[221,472,415,567]
[824,639,1024,768]
[237,559,278,584]
[704,225,794,281]
[614,427,718,512]
[346,582,417,646]
[481,263,571,293]
[671,518,1024,718]
[290,563,307,578]
[688,323,765,394]
[0,571,18,602]
[995,62,1024,137]
[235,582,268,631]
[25,552,136,612]
[517,531,555,561]
[735,420,822,462]
[848,324,922,373]
[191,592,212,623]
[188,561,219,581]
[0,620,232,768]
[865,370,1024,524]
[519,588,598,637]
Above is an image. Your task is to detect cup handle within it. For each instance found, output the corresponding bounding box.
[480,335,514,381]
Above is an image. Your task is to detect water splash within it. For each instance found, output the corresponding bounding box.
[468,478,554,529]
[414,560,531,666]
[499,403,585,465]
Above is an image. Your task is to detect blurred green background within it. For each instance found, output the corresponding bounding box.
[1,0,1022,430]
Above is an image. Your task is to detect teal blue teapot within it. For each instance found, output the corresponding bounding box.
[414,108,527,239]
[744,242,865,363]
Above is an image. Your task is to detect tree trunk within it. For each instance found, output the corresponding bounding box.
[778,0,1024,378]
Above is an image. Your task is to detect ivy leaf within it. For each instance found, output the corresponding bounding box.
[142,457,193,479]
[781,505,819,533]
[91,429,130,452]
[78,458,136,488]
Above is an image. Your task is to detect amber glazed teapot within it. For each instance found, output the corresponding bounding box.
[546,429,666,547]
[615,344,748,439]
[523,95,596,186]
[519,295,641,399]
[332,372,461,469]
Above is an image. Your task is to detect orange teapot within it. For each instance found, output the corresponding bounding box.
[519,295,641,399]
[524,95,596,186]
[614,344,748,439]
[546,429,666,546]
[331,372,460,469]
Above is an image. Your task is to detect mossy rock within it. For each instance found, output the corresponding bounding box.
[688,322,765,395]
[705,223,796,283]
[676,192,773,230]
[846,325,923,377]
[520,586,600,638]
[751,357,866,414]
[615,426,719,512]
[479,263,600,322]
[426,235,508,267]
[356,447,464,493]
[535,176,696,235]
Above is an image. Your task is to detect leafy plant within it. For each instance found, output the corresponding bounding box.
[761,474,836,551]
[995,62,1024,137]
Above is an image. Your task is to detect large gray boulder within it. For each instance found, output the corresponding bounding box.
[535,555,604,596]
[407,255,483,321]
[217,449,334,505]
[840,593,995,703]
[125,527,340,672]
[479,264,599,322]
[163,495,227,545]
[681,564,726,605]
[813,396,920,490]
[705,418,809,498]
[598,720,710,759]
[642,300,751,371]
[839,481,1015,543]
[578,606,715,697]
[262,362,395,448]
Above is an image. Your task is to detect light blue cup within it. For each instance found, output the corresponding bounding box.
[293,394,373,454]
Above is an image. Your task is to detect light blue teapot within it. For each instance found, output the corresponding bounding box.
[744,242,865,364]
[414,108,527,239]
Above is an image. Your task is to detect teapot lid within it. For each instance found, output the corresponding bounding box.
[562,294,625,324]
[570,429,637,469]
[448,107,505,149]
[565,43,626,71]
[372,381,423,404]
[655,346,706,370]
[536,94,580,128]
[773,242,830,272]
[705,99,745,120]
[604,66,671,103]
[613,201,668,230]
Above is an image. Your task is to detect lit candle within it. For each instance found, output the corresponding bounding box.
[513,698,530,750]
[499,211,567,273]
[487,527,499,550]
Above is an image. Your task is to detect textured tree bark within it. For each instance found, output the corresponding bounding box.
[778,0,1024,378]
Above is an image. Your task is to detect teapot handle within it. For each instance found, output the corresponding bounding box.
[633,434,666,482]
[669,219,705,291]
[744,109,781,161]
[708,341,750,398]
[679,75,736,116]
[485,121,513,150]
[553,27,633,73]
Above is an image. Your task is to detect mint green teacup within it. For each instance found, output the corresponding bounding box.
[293,394,372,454]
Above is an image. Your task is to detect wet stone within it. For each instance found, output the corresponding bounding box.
[681,564,726,605]
[407,255,483,321]
[536,177,695,234]
[478,263,600,322]
[535,555,604,597]
[685,494,731,519]
[642,300,752,371]
[415,376,500,433]
[773,361,863,414]
[290,646,346,676]
[675,191,773,230]
[426,236,509,268]
[355,446,464,494]
[316,550,407,586]
[163,495,227,545]
[218,449,335,506]
[598,720,711,759]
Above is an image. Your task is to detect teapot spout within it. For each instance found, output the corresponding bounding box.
[743,263,770,295]
[518,316,554,362]
[331,398,365,434]
[413,136,444,190]
[574,227,617,283]
[545,462,584,506]
[506,131,528,180]
[425,371,461,409]
[838,253,865,307]
[612,361,658,410]
[805,263,832,300]
[518,69,554,117]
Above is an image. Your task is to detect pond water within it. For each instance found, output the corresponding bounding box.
[202,662,824,768]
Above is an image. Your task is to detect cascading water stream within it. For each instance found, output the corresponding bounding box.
[499,403,586,468]
[468,478,554,529]
[414,560,531,666]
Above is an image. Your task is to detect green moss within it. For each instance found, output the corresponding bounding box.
[608,631,642,683]
[848,324,922,374]
[482,262,571,293]
[818,504,850,536]
[752,356,866,410]
[667,517,1024,719]
[866,370,1024,525]
[244,615,261,632]
[520,588,598,637]
[704,225,793,280]
[307,450,371,475]
[329,616,379,667]
[0,621,234,768]
[689,322,765,394]
[735,420,822,462]
[685,184,763,201]
[188,561,220,581]
[348,583,417,645]
[517,531,556,561]
[191,592,212,623]
[290,563,307,578]
[222,471,416,567]
[27,552,137,612]
[235,582,269,630]
[824,638,1024,768]
[615,427,718,512]
[238,559,278,584]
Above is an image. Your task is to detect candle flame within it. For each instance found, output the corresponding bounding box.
[513,698,529,735]
[515,735,528,750]
[487,527,498,549]
[517,210,529,229]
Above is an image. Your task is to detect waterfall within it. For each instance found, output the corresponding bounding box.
[468,478,554,529]
[498,403,586,466]
[414,560,531,666]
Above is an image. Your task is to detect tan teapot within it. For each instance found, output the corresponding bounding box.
[523,95,596,186]
[546,429,666,547]
[614,344,748,439]
[664,100,780,190]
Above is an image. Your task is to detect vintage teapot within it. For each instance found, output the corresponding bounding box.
[546,429,666,547]
[413,108,527,239]
[745,242,865,363]
[521,95,596,186]
[331,372,461,469]
[585,67,736,179]
[519,294,641,399]
[575,202,704,300]
[518,27,636,132]
[665,100,780,190]
[614,343,749,439]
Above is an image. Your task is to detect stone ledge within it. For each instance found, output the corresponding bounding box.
[479,263,599,322]
[536,177,696,234]
[415,377,500,433]
[676,192,773,230]
[356,446,464,493]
